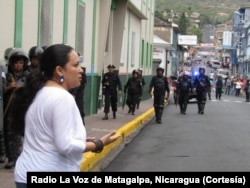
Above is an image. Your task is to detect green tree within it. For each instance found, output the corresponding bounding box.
[187,26,203,43]
[178,12,188,34]
[154,10,163,19]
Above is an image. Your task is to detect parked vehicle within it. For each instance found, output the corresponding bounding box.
[216,69,229,79]
[210,60,221,69]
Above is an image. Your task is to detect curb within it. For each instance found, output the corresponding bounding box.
[80,107,155,171]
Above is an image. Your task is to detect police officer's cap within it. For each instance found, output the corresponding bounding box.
[107,64,116,69]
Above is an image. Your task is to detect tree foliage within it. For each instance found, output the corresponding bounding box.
[187,26,203,43]
[178,12,188,34]
[155,0,247,26]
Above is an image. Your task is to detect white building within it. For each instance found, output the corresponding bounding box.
[0,0,155,115]
[153,35,173,76]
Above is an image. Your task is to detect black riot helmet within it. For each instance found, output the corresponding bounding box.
[4,47,15,60]
[8,48,29,72]
[199,67,205,74]
[132,69,139,75]
[156,66,164,73]
[28,46,44,60]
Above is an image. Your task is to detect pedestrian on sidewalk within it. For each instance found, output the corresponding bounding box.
[225,75,232,95]
[215,75,223,100]
[149,66,170,124]
[244,79,250,102]
[8,44,120,188]
[101,64,122,120]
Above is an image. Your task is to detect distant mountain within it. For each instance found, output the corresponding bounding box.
[155,0,250,25]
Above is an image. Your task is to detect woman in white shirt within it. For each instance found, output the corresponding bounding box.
[9,44,120,188]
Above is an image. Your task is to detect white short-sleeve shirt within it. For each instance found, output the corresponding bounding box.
[14,87,86,183]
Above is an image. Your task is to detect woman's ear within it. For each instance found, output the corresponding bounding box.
[55,66,64,77]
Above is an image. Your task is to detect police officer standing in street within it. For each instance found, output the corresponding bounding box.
[193,67,211,114]
[102,64,122,120]
[177,71,193,114]
[149,66,170,124]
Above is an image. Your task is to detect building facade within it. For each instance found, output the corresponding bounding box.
[232,5,250,77]
[0,0,155,116]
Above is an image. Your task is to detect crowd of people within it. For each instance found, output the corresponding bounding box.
[210,73,250,102]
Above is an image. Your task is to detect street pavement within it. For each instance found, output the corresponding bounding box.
[0,98,156,188]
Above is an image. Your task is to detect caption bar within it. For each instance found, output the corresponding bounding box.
[27,172,248,187]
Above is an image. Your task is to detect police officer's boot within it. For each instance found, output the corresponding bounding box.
[154,107,159,122]
[0,131,6,163]
[102,113,108,120]
[113,112,116,119]
[200,104,205,114]
[157,109,163,124]
[197,103,201,114]
[131,105,136,115]
[183,104,187,114]
[179,104,183,114]
[136,99,140,109]
[4,134,20,169]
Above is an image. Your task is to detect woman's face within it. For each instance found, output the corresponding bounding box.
[62,50,83,90]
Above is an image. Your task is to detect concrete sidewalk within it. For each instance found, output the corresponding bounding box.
[0,98,156,188]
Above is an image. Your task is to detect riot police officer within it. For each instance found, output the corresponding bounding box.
[177,71,193,114]
[136,68,145,109]
[102,64,122,120]
[28,46,44,73]
[149,66,170,124]
[124,69,141,115]
[3,48,29,169]
[193,67,211,114]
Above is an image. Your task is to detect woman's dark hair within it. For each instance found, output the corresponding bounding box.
[9,44,74,135]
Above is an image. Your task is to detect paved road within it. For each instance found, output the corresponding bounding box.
[105,94,250,171]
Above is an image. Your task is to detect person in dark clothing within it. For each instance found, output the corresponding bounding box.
[102,64,122,120]
[0,65,6,163]
[193,67,211,114]
[136,68,145,109]
[124,69,141,115]
[69,67,87,125]
[177,71,193,114]
[28,46,44,73]
[3,48,29,169]
[207,78,213,100]
[215,75,223,100]
[149,66,170,124]
[244,79,250,102]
